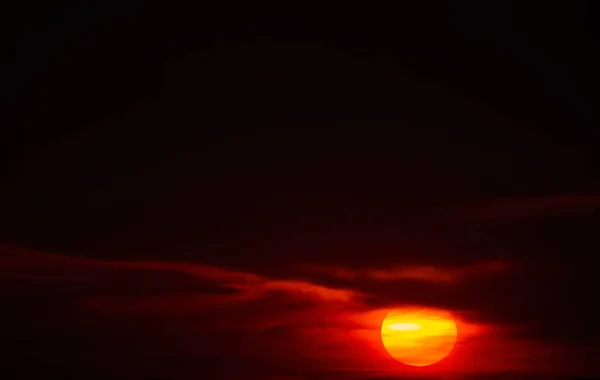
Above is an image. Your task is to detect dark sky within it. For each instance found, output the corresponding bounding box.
[1,3,600,380]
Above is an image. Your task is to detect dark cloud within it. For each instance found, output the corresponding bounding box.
[0,245,243,300]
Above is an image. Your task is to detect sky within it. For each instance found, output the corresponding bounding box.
[1,4,600,380]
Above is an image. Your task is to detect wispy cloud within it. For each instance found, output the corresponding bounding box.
[306,261,509,285]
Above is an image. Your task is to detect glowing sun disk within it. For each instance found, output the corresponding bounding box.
[381,308,457,367]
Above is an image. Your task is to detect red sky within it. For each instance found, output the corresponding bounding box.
[2,195,599,379]
[2,22,600,379]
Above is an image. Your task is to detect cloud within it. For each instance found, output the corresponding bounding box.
[0,244,370,377]
[0,244,361,331]
[306,261,509,285]
[2,240,598,377]
[447,195,600,222]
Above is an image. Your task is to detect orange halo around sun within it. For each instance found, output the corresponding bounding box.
[380,307,458,367]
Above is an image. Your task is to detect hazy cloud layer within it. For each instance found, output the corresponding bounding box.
[2,229,598,379]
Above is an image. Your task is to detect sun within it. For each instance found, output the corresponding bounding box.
[380,307,458,367]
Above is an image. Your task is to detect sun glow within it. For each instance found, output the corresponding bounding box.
[381,307,457,367]
[388,322,421,331]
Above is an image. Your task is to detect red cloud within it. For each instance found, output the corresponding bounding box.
[306,261,509,285]
[0,243,581,377]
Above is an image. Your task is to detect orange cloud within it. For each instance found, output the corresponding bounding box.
[308,261,509,285]
[263,280,355,301]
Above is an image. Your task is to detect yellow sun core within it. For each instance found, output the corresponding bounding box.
[381,307,458,367]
